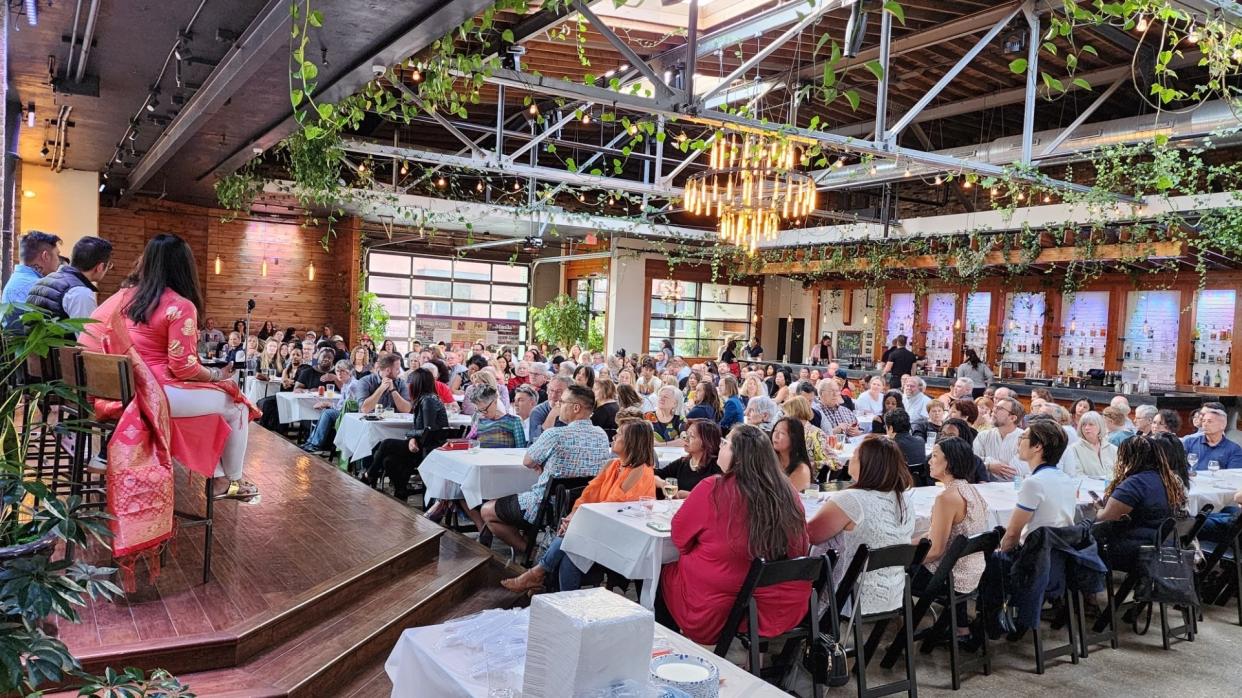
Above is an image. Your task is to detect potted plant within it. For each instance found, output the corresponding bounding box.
[530,294,589,354]
[0,304,192,696]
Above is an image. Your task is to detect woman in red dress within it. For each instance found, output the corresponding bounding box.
[657,423,811,645]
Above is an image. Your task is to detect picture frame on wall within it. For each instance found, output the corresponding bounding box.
[838,330,863,358]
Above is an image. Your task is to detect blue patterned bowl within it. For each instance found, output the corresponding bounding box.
[650,653,719,698]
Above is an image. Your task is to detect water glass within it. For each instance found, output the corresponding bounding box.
[468,439,480,454]
[639,496,656,518]
[1188,453,1200,472]
[1208,460,1221,477]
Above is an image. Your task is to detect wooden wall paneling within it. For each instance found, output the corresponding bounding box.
[1043,288,1064,378]
[1175,286,1194,388]
[986,285,1006,369]
[340,217,363,345]
[1105,286,1128,371]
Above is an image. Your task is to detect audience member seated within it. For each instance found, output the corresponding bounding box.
[1061,411,1116,478]
[997,421,1074,553]
[258,346,337,430]
[770,367,794,404]
[299,360,356,454]
[884,408,927,471]
[572,363,595,390]
[365,368,448,501]
[816,378,862,437]
[528,375,568,440]
[938,377,976,407]
[646,385,686,444]
[461,367,507,416]
[808,435,916,615]
[901,375,931,422]
[511,384,539,443]
[656,424,811,644]
[355,353,411,415]
[949,398,979,428]
[591,376,621,440]
[1182,401,1242,470]
[1094,435,1186,573]
[717,374,744,432]
[655,420,723,499]
[918,436,991,640]
[781,396,831,468]
[772,416,815,492]
[973,396,1027,480]
[1103,405,1136,448]
[743,395,781,433]
[686,379,722,423]
[481,385,612,553]
[501,421,658,594]
[920,400,948,441]
[854,376,887,424]
[938,418,989,483]
[973,396,994,431]
[466,385,527,448]
[1152,409,1181,435]
[616,383,642,412]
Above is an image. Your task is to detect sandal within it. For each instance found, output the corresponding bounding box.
[214,479,260,501]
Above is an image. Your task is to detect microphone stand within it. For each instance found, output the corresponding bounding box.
[242,299,256,386]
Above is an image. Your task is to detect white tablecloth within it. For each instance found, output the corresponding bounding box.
[243,375,281,404]
[384,609,784,697]
[419,448,541,509]
[562,475,1237,611]
[275,391,327,424]
[333,413,472,463]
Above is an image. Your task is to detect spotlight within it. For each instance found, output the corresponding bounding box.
[25,102,35,128]
[99,183,106,193]
[40,145,49,158]
[145,89,160,113]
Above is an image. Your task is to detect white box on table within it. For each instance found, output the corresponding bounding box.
[522,588,654,697]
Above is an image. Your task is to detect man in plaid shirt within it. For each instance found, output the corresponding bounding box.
[815,378,862,437]
[481,385,611,553]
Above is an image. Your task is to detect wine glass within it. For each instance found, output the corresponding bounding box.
[662,478,678,501]
[1187,452,1200,474]
[1208,460,1221,477]
[639,496,655,518]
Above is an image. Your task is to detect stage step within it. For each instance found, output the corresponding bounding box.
[52,533,515,698]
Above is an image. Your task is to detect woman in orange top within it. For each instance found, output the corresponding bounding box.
[501,420,657,593]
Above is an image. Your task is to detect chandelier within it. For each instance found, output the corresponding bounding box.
[684,132,816,252]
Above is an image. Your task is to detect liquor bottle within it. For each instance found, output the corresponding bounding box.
[1228,348,1233,365]
[1215,369,1223,388]
[1192,325,1201,341]
[1193,370,1200,387]
[1211,325,1218,341]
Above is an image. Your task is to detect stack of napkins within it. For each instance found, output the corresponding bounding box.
[522,588,654,697]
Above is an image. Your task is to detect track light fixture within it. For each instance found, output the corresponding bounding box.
[145,88,161,113]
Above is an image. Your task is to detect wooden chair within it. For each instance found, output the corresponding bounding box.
[1197,505,1242,626]
[713,554,833,698]
[77,351,214,584]
[521,475,595,567]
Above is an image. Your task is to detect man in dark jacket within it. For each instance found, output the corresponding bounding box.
[22,236,113,328]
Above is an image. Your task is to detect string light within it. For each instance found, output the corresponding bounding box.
[476,180,484,192]
[1135,14,1148,32]
[214,255,222,275]
[261,259,268,277]
[436,176,447,189]
[934,174,943,185]
[1043,193,1052,203]
[308,263,315,281]
[411,68,422,82]
[581,112,591,125]
[399,161,409,176]
[963,179,973,189]
[357,161,367,173]
[529,103,539,115]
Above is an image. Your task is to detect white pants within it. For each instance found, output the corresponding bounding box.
[164,386,249,480]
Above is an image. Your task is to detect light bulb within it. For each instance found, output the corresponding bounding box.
[436,176,447,188]
[581,112,591,125]
[358,161,367,173]
[476,181,484,192]
[308,263,315,281]
[1043,193,1052,203]
[990,187,998,197]
[934,175,943,185]
[1017,191,1026,201]
[903,167,912,177]
[261,259,268,277]
[529,103,538,115]
[214,255,222,275]
[400,161,409,175]
[1188,26,1200,44]
[1136,15,1148,32]
[411,68,422,82]
[963,180,972,189]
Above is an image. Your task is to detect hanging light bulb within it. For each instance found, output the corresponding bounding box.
[991,186,998,197]
[436,176,448,189]
[581,111,591,125]
[411,67,422,82]
[868,163,877,175]
[1043,193,1052,203]
[954,317,961,330]
[261,259,268,277]
[1017,190,1026,201]
[476,180,484,193]
[214,255,222,275]
[963,179,973,189]
[308,263,316,281]
[1188,25,1201,44]
[399,161,409,176]
[1135,14,1148,32]
[934,174,943,185]
[513,181,520,191]
[529,103,539,115]
[358,161,367,173]
[903,166,912,177]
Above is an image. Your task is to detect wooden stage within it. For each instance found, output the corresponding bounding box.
[54,426,518,697]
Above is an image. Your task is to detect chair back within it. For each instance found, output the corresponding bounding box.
[522,474,596,566]
[1176,505,1213,547]
[555,484,588,520]
[918,527,1003,599]
[78,351,135,404]
[835,539,930,621]
[56,347,83,388]
[713,554,830,657]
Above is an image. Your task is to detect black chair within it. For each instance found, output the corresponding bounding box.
[881,528,1003,690]
[521,475,594,566]
[1197,505,1242,626]
[832,539,930,698]
[713,554,833,698]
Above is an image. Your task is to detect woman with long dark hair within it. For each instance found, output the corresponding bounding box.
[657,424,810,644]
[1095,435,1187,573]
[808,435,916,614]
[655,420,722,498]
[686,379,722,422]
[956,348,993,387]
[79,234,261,582]
[367,367,449,502]
[772,416,814,491]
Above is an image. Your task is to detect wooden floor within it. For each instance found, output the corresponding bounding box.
[50,425,519,695]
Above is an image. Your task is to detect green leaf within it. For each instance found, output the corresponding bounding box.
[844,89,861,111]
[1041,72,1064,93]
[882,1,906,25]
[291,89,304,106]
[1081,44,1098,56]
[302,60,319,80]
[1154,133,1170,147]
[566,157,577,172]
[1009,58,1028,74]
[589,168,603,176]
[656,131,667,143]
[308,10,323,27]
[1042,41,1058,56]
[1072,77,1092,90]
[864,60,885,81]
[1156,174,1174,190]
[502,28,515,44]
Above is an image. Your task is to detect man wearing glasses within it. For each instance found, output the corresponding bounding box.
[480,385,611,553]
[973,397,1028,480]
[23,236,114,330]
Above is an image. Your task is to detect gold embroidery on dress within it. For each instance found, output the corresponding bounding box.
[168,339,184,357]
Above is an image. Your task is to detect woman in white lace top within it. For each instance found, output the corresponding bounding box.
[808,435,916,615]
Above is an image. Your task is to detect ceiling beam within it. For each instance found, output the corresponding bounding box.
[206,0,497,181]
[124,0,289,195]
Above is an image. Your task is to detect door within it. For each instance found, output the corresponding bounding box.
[790,318,806,364]
[776,318,789,361]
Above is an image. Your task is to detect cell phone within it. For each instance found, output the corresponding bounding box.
[1087,490,1103,505]
[646,520,671,533]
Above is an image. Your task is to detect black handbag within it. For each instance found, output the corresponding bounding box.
[1134,519,1199,608]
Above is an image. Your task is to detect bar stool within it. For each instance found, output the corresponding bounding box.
[76,351,214,584]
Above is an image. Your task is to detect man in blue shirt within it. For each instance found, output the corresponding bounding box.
[2,231,62,306]
[1183,402,1242,470]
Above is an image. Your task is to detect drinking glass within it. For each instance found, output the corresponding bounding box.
[1208,460,1221,477]
[639,496,655,518]
[662,478,678,500]
[1187,453,1200,473]
[468,439,480,454]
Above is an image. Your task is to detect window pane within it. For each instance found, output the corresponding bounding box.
[452,302,491,317]
[649,336,670,352]
[453,282,491,301]
[411,279,452,298]
[369,253,410,275]
[369,276,410,296]
[491,304,527,321]
[411,299,452,316]
[378,297,411,317]
[700,302,750,321]
[700,283,750,305]
[411,257,453,278]
[386,319,411,338]
[492,285,528,303]
[650,299,698,317]
[454,260,491,282]
[493,264,528,283]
